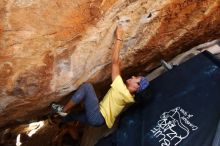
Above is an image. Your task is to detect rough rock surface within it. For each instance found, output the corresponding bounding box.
[0,0,220,128]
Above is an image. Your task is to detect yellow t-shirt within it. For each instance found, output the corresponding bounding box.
[99,75,134,128]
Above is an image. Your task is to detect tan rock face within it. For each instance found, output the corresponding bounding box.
[0,0,220,128]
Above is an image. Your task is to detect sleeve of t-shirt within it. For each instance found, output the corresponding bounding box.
[111,75,126,92]
[111,76,134,102]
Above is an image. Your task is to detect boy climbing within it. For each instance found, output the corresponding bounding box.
[51,26,149,128]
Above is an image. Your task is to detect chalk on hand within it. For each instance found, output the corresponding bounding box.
[117,16,130,27]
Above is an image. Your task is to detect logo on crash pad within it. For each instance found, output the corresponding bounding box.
[150,107,198,146]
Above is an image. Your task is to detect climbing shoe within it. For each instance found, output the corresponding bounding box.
[50,102,67,117]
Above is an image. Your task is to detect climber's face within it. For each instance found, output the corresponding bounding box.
[126,76,141,93]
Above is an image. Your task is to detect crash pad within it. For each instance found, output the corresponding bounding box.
[96,51,220,146]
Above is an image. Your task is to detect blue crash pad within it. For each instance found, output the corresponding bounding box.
[96,51,220,146]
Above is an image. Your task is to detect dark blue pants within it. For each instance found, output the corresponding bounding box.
[63,83,105,126]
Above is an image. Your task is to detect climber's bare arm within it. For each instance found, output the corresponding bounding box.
[112,26,124,81]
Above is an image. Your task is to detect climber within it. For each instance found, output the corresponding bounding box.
[50,26,149,129]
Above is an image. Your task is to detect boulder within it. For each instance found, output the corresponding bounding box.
[0,0,220,128]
